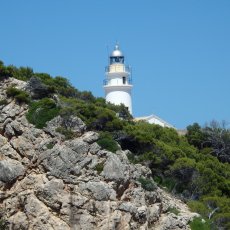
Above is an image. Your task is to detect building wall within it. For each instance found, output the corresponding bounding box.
[147,117,168,127]
[105,88,132,114]
[135,115,174,128]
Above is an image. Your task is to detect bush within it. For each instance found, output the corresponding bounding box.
[0,209,8,230]
[0,218,8,230]
[189,217,212,230]
[138,177,157,191]
[26,98,60,128]
[56,127,75,140]
[12,67,34,81]
[26,77,50,99]
[97,132,119,153]
[14,91,30,103]
[159,177,177,192]
[0,99,7,106]
[214,213,230,229]
[46,142,55,149]
[188,201,209,217]
[6,87,21,97]
[0,61,13,80]
[167,207,180,215]
[6,87,30,103]
[94,162,104,174]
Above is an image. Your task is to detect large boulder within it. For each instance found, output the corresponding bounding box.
[101,152,126,182]
[78,181,116,201]
[44,115,86,138]
[40,140,89,180]
[35,178,66,211]
[0,158,25,183]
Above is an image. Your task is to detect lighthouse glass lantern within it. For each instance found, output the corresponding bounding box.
[103,44,133,114]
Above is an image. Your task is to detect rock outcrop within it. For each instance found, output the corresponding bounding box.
[0,78,198,229]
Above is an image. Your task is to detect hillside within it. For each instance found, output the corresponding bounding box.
[0,77,200,230]
[0,61,230,229]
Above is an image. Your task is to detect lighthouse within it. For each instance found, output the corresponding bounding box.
[103,44,133,114]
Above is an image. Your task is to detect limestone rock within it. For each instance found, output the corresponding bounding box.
[24,194,69,230]
[8,211,29,230]
[35,178,66,211]
[118,202,137,214]
[148,203,161,223]
[78,181,116,201]
[0,158,25,183]
[10,136,35,159]
[40,142,89,180]
[0,78,198,230]
[81,131,99,144]
[4,123,15,137]
[44,115,86,138]
[0,135,22,160]
[102,152,126,182]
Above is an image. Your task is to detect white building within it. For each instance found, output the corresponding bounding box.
[103,44,174,129]
[103,44,133,114]
[134,114,175,128]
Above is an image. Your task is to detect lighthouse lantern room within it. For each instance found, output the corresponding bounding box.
[103,44,133,114]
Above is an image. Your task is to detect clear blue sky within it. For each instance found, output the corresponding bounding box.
[1,0,230,129]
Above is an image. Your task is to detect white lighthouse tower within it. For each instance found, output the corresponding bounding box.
[103,44,133,114]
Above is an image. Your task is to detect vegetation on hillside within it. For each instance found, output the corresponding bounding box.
[1,60,230,229]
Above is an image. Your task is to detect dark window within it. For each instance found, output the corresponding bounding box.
[122,77,126,84]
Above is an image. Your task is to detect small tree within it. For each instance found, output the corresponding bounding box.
[203,120,230,163]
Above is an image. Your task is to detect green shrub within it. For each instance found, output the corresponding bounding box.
[167,207,180,215]
[0,99,7,106]
[0,61,13,80]
[6,87,30,103]
[12,67,34,81]
[97,132,119,153]
[138,177,157,191]
[0,218,8,230]
[94,162,104,174]
[14,91,30,103]
[56,127,75,140]
[26,98,60,128]
[46,142,55,149]
[6,87,20,97]
[189,217,211,230]
[160,177,177,192]
[126,152,138,163]
[188,201,209,217]
[213,213,230,229]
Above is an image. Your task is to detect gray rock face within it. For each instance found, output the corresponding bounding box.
[118,202,138,214]
[0,158,25,183]
[102,152,126,182]
[148,203,161,223]
[0,78,198,230]
[79,181,116,201]
[24,194,69,230]
[81,131,99,144]
[44,115,86,138]
[41,145,79,178]
[40,140,89,180]
[0,135,22,160]
[8,211,29,230]
[35,178,65,211]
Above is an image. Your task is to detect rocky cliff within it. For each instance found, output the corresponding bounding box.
[0,78,198,230]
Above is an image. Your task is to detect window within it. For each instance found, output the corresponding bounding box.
[122,77,126,84]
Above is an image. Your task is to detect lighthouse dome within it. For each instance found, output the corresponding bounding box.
[110,44,123,57]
